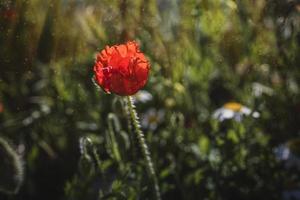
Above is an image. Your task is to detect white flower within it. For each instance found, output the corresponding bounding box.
[132,90,153,103]
[274,145,291,161]
[141,108,165,130]
[212,102,260,122]
[274,141,300,170]
[252,82,274,97]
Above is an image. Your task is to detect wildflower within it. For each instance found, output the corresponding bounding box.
[93,42,161,199]
[275,139,300,200]
[141,108,165,130]
[132,90,153,103]
[252,82,274,97]
[274,139,300,170]
[274,144,291,161]
[93,41,150,96]
[212,102,259,122]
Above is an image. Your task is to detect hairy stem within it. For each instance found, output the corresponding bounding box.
[126,96,161,200]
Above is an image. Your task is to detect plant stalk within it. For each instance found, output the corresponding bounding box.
[126,96,161,200]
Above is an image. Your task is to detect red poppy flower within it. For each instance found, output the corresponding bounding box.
[93,41,150,96]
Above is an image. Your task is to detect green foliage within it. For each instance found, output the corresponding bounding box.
[0,0,299,199]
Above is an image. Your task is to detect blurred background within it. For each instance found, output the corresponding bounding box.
[0,0,300,199]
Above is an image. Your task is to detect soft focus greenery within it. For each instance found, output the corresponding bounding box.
[0,0,300,199]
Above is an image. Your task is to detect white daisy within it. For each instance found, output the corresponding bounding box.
[212,102,260,122]
[141,108,165,130]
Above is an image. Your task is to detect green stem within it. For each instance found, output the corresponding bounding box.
[124,99,137,159]
[126,96,161,200]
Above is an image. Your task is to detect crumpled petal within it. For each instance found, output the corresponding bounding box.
[93,41,150,96]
